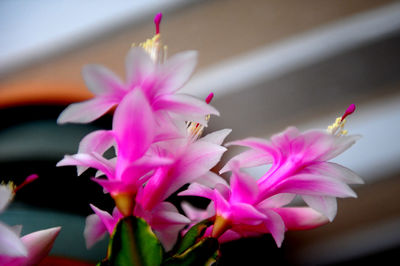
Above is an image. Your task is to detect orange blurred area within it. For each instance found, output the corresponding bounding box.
[0,82,91,108]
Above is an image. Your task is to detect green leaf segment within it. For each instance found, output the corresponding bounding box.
[98,217,219,266]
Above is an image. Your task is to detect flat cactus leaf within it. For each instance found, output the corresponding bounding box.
[107,216,163,266]
[163,237,219,266]
[175,218,214,255]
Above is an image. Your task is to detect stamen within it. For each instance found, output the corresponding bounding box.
[186,92,214,139]
[154,13,162,34]
[341,104,356,121]
[14,174,38,193]
[327,104,356,136]
[136,13,167,64]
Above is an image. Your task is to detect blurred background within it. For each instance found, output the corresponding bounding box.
[1,0,400,265]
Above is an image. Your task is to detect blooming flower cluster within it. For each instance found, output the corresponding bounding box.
[0,175,60,265]
[55,12,362,260]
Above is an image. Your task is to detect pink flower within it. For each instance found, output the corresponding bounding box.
[221,104,363,221]
[0,176,61,265]
[180,105,361,246]
[58,90,172,215]
[57,14,218,126]
[136,128,230,211]
[180,166,328,247]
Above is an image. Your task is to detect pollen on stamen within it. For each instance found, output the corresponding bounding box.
[154,13,162,34]
[341,104,356,121]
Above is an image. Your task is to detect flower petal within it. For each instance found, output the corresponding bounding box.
[20,227,61,265]
[305,162,364,184]
[77,130,115,175]
[113,89,155,163]
[152,94,220,123]
[258,193,295,208]
[89,205,118,235]
[178,183,214,201]
[0,222,27,257]
[57,96,119,124]
[262,209,285,247]
[143,140,227,209]
[319,134,361,161]
[57,153,115,180]
[157,50,198,94]
[230,203,266,225]
[200,129,232,145]
[82,64,126,95]
[125,47,154,86]
[83,214,107,249]
[194,171,228,188]
[0,185,13,213]
[220,149,273,174]
[274,207,329,230]
[275,174,357,198]
[230,169,258,204]
[302,195,337,221]
[181,201,215,222]
[226,138,280,163]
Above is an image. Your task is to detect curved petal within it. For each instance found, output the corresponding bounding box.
[230,169,258,204]
[57,153,115,180]
[270,127,300,151]
[82,64,126,95]
[302,195,337,221]
[57,96,119,124]
[152,94,220,122]
[275,174,357,198]
[305,162,364,184]
[258,193,295,208]
[194,171,228,188]
[140,202,190,252]
[220,149,273,174]
[20,227,61,265]
[178,183,214,201]
[0,222,27,257]
[319,134,361,161]
[89,205,118,235]
[77,130,115,175]
[226,138,280,163]
[200,129,232,145]
[230,203,266,225]
[125,47,154,86]
[92,178,138,196]
[181,201,215,222]
[274,207,329,230]
[113,89,155,163]
[83,214,107,249]
[144,141,227,209]
[157,50,198,94]
[262,209,285,247]
[0,185,13,213]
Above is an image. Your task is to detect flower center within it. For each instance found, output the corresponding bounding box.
[186,93,214,139]
[327,104,356,136]
[132,13,167,64]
